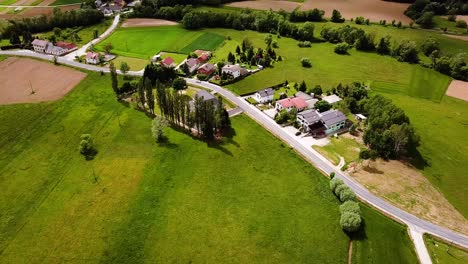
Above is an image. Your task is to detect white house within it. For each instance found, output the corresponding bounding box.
[86,52,100,64]
[253,88,274,103]
[45,43,67,56]
[31,39,48,53]
[221,64,241,78]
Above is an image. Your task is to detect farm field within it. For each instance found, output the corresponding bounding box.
[300,0,411,23]
[0,65,419,263]
[96,26,224,59]
[424,235,468,264]
[50,0,82,5]
[225,0,301,12]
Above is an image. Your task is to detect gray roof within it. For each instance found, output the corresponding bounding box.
[32,39,48,47]
[195,90,216,101]
[322,94,342,104]
[298,109,321,124]
[320,110,346,127]
[257,88,274,97]
[295,91,313,101]
[222,64,241,72]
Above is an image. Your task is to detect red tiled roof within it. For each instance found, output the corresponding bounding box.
[161,57,174,66]
[278,97,308,109]
[198,53,209,63]
[291,97,308,109]
[55,41,77,50]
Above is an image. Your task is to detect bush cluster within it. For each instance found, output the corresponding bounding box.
[329,176,362,233]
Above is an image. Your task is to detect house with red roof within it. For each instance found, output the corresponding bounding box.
[197,63,216,76]
[55,41,78,51]
[275,97,308,112]
[86,52,100,65]
[161,57,175,68]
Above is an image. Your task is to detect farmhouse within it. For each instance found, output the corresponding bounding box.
[86,52,100,65]
[275,97,308,112]
[55,41,77,51]
[161,57,175,68]
[185,58,200,73]
[222,64,242,78]
[31,39,48,53]
[297,109,347,135]
[197,63,216,76]
[322,94,342,105]
[253,88,274,103]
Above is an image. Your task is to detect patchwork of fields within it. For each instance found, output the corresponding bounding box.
[0,72,418,263]
[96,26,225,59]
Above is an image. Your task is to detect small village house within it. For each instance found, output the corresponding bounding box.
[295,91,318,109]
[297,109,347,135]
[161,57,175,68]
[186,58,200,73]
[221,64,241,79]
[31,39,48,53]
[197,63,216,76]
[322,94,342,105]
[86,52,100,65]
[275,97,308,112]
[253,88,274,103]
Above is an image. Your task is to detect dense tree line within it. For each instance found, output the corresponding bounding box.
[321,26,375,51]
[404,0,468,28]
[2,8,103,40]
[329,175,362,233]
[289,8,325,22]
[360,95,420,159]
[143,63,178,85]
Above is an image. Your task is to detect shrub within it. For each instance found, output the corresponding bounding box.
[393,40,419,63]
[334,42,350,55]
[331,9,345,23]
[339,188,356,202]
[339,201,361,214]
[196,74,208,81]
[340,212,362,232]
[173,77,187,90]
[416,11,434,29]
[359,149,371,159]
[151,116,169,143]
[421,37,440,56]
[301,57,312,67]
[329,177,344,192]
[456,20,467,28]
[298,41,312,48]
[314,100,332,112]
[334,183,349,196]
[330,172,335,179]
[355,16,365,25]
[79,134,96,160]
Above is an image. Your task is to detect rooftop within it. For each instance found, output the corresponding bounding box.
[320,110,347,127]
[257,88,274,97]
[322,94,342,104]
[298,109,321,124]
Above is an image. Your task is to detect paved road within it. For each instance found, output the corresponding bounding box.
[184,79,468,250]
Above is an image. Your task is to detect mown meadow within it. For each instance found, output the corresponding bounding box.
[424,235,468,264]
[0,69,419,263]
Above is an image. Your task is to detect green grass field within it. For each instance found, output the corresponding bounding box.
[96,26,224,59]
[433,16,468,35]
[0,64,420,262]
[206,28,452,99]
[424,235,468,264]
[111,56,149,71]
[352,205,418,263]
[0,0,17,5]
[50,0,82,5]
[387,93,468,218]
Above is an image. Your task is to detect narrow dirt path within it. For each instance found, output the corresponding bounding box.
[347,240,353,264]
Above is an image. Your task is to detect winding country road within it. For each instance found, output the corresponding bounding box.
[1,13,467,263]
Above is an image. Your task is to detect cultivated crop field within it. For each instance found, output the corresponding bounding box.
[96,26,224,59]
[0,68,418,263]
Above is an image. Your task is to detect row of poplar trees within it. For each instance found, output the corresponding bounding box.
[134,65,231,140]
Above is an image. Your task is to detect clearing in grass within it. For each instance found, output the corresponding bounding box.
[121,18,178,28]
[0,67,418,263]
[445,80,468,102]
[313,135,363,166]
[424,235,468,264]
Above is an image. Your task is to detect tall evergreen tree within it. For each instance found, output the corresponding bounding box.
[144,77,154,114]
[109,62,119,97]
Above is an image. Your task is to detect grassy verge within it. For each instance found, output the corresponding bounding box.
[313,136,363,166]
[352,204,418,263]
[424,234,468,264]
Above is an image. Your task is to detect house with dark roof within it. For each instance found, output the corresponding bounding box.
[275,97,308,112]
[161,57,175,68]
[253,88,274,103]
[297,109,347,135]
[190,90,219,110]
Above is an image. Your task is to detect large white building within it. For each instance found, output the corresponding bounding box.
[221,64,241,78]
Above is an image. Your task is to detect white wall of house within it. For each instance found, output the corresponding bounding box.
[253,93,273,103]
[222,69,240,78]
[86,57,99,65]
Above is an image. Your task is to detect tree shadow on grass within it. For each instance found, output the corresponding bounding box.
[84,149,98,161]
[407,148,429,171]
[349,218,368,242]
[157,136,178,149]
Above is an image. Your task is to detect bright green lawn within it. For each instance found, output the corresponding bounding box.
[352,204,418,264]
[161,52,187,64]
[0,0,17,5]
[313,137,364,166]
[0,64,419,263]
[387,93,468,218]
[274,86,297,100]
[96,26,224,59]
[424,235,468,264]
